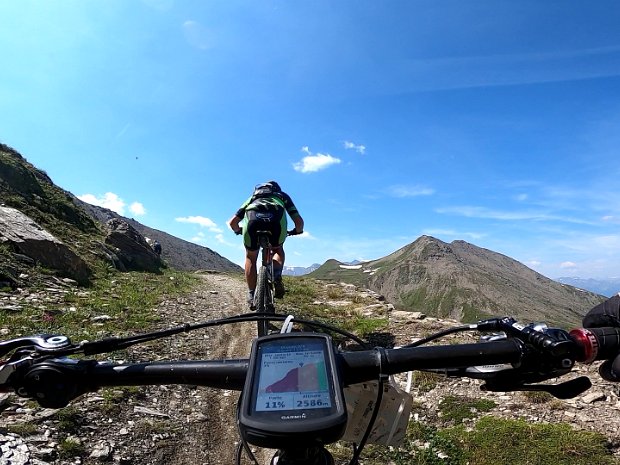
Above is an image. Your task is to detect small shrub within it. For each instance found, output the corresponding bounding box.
[134,419,176,436]
[548,399,566,410]
[438,395,495,424]
[522,390,553,404]
[7,423,39,436]
[413,371,443,393]
[57,436,85,458]
[53,407,83,434]
[326,286,345,300]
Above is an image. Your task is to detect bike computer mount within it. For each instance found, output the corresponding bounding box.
[238,333,347,450]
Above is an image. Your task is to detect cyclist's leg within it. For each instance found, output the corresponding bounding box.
[243,212,260,308]
[269,210,286,298]
[272,245,284,276]
[245,248,259,291]
[271,209,287,276]
[272,245,285,298]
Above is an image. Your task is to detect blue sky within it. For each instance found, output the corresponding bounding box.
[2,1,620,279]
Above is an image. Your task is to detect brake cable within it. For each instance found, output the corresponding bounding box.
[401,324,475,348]
[349,346,388,465]
[281,314,295,333]
[78,313,372,356]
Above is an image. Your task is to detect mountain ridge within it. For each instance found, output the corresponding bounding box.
[0,143,240,282]
[73,198,241,273]
[310,235,605,327]
[557,277,620,298]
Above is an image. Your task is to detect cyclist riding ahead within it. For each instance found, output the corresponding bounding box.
[227,181,304,309]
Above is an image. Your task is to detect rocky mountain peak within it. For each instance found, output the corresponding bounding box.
[0,144,240,289]
[312,235,605,328]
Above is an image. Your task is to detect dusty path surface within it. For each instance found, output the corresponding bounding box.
[1,272,273,465]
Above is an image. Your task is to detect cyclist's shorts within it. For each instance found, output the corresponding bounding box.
[243,209,287,251]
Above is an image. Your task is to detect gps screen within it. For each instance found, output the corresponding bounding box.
[255,340,333,412]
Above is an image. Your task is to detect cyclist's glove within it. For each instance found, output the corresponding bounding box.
[287,229,302,236]
[583,294,620,328]
[583,294,620,382]
[235,229,243,236]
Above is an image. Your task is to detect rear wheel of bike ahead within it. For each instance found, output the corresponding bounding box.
[255,266,274,336]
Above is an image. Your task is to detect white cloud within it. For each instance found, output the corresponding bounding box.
[422,228,485,241]
[437,206,542,220]
[114,123,131,141]
[215,233,237,247]
[175,215,222,232]
[436,205,595,225]
[560,261,577,269]
[78,192,147,217]
[191,232,207,244]
[343,140,366,154]
[593,235,620,250]
[78,192,127,215]
[294,230,314,239]
[129,202,146,216]
[388,185,435,198]
[602,215,620,224]
[293,147,341,173]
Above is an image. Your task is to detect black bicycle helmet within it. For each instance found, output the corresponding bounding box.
[266,180,281,192]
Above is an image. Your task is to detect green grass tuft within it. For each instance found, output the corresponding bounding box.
[438,395,496,424]
[0,269,199,341]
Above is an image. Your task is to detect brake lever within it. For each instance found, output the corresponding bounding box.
[482,376,592,400]
[0,355,34,389]
[0,335,76,392]
[0,335,73,357]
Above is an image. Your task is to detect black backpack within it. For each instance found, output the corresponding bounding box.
[251,182,282,201]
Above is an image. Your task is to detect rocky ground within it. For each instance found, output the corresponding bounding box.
[2,273,620,465]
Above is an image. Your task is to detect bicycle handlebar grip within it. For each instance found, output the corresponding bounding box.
[570,327,620,363]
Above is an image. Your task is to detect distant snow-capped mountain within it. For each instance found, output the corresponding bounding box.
[282,264,321,276]
[557,277,620,297]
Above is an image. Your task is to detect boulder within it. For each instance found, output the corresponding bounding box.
[0,206,91,284]
[104,218,162,272]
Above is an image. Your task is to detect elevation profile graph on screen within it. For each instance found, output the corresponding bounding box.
[255,345,333,412]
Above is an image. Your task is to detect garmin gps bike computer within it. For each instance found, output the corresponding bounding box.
[238,332,347,449]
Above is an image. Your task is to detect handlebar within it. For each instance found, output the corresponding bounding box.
[10,339,524,405]
[2,314,620,410]
[4,313,620,465]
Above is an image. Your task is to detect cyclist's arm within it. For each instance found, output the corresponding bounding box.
[228,197,254,234]
[291,215,304,234]
[227,215,243,234]
[281,193,304,233]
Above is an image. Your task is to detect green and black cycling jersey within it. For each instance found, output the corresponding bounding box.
[234,192,300,250]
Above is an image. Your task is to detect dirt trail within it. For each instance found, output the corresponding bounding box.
[150,272,271,465]
[1,272,274,465]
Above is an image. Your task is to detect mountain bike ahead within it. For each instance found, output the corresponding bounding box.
[254,229,300,337]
